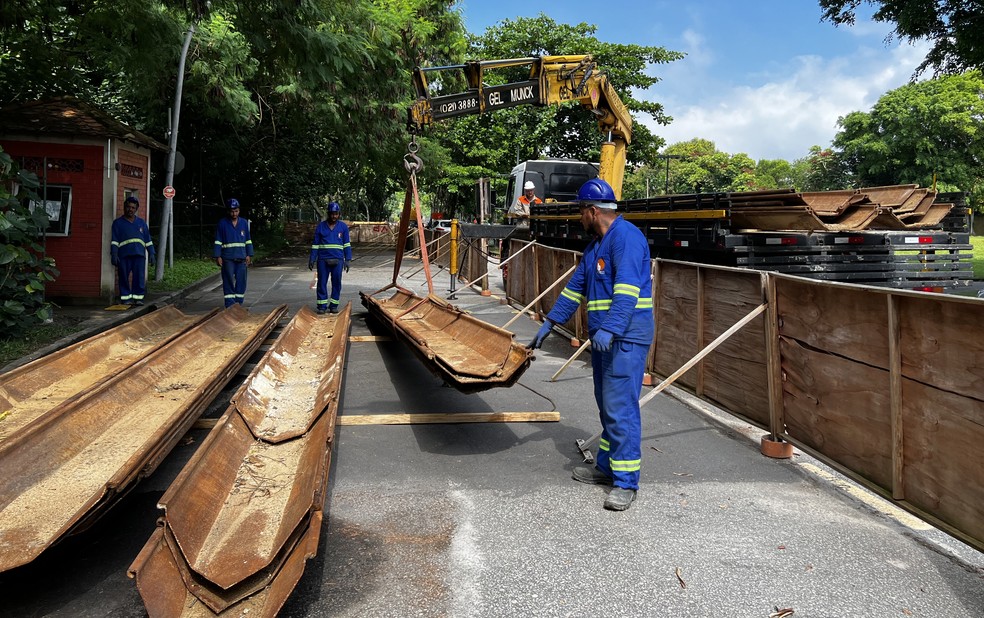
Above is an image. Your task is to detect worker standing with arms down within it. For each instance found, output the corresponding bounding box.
[308,201,352,314]
[110,195,155,305]
[529,178,654,511]
[213,198,253,308]
[507,180,541,226]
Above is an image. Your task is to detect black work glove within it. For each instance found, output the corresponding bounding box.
[343,260,351,273]
[308,260,315,271]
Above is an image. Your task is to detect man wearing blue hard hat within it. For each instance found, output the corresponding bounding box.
[529,178,654,511]
[213,198,253,308]
[309,200,352,314]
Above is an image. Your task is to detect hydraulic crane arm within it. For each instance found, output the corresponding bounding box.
[407,55,632,199]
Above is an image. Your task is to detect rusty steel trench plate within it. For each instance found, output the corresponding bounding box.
[129,304,351,617]
[0,304,286,573]
[360,288,532,393]
[0,305,217,447]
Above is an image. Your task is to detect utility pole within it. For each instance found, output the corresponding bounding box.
[656,154,683,195]
[156,23,195,281]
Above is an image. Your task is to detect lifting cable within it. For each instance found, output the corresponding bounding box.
[366,138,435,299]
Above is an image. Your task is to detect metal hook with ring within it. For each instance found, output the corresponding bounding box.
[404,151,424,175]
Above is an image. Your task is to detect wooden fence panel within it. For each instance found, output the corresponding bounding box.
[897,294,984,544]
[776,279,889,367]
[780,337,893,488]
[902,378,984,544]
[654,263,700,390]
[697,268,770,425]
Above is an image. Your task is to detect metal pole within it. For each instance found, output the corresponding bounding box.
[155,23,195,281]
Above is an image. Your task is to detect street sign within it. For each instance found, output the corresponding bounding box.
[163,186,176,199]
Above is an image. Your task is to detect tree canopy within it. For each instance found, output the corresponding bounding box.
[1,0,468,222]
[819,0,984,76]
[831,70,984,203]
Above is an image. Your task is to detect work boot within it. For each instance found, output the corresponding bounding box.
[604,487,636,511]
[329,306,338,314]
[572,466,613,485]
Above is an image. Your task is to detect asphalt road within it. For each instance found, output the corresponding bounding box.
[2,247,983,617]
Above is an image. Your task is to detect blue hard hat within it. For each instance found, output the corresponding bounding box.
[328,201,340,213]
[576,178,617,207]
[226,198,240,209]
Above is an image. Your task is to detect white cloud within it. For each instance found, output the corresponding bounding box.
[642,41,931,161]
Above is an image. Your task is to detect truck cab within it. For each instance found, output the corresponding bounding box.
[505,159,599,212]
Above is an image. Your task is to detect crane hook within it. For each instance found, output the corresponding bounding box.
[404,152,424,175]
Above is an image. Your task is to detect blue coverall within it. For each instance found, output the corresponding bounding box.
[545,216,654,490]
[111,215,155,304]
[213,217,253,307]
[310,220,352,312]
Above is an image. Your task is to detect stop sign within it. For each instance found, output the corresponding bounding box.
[163,186,176,199]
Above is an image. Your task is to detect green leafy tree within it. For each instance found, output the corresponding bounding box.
[795,145,855,191]
[0,148,59,338]
[830,71,984,205]
[640,139,758,194]
[1,0,468,226]
[819,0,984,75]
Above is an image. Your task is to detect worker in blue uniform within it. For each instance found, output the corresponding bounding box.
[110,195,155,305]
[213,198,253,308]
[529,178,654,511]
[308,201,352,314]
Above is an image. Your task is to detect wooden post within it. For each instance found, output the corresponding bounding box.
[764,274,784,440]
[888,293,904,500]
[696,267,706,397]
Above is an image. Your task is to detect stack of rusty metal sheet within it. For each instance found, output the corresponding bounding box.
[360,288,533,393]
[129,304,351,617]
[730,185,954,232]
[0,304,286,573]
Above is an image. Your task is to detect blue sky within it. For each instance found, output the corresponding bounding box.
[459,1,929,162]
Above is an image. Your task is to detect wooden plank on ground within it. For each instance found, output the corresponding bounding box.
[338,411,560,425]
[349,335,393,342]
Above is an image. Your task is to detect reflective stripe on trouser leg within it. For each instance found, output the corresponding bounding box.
[591,339,646,490]
[316,260,330,306]
[233,260,248,304]
[220,260,241,307]
[118,256,136,302]
[328,261,344,307]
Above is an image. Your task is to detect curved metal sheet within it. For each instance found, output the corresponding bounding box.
[234,305,346,442]
[0,304,285,573]
[360,289,532,393]
[0,306,213,447]
[130,304,350,612]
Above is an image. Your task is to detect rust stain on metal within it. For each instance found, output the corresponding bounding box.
[130,304,350,617]
[728,184,952,232]
[0,305,216,446]
[360,288,532,393]
[0,304,285,573]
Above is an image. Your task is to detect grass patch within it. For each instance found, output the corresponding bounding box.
[148,258,219,293]
[972,236,984,280]
[0,318,85,368]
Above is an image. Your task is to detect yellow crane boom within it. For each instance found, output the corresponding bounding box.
[407,55,632,199]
